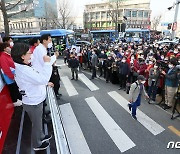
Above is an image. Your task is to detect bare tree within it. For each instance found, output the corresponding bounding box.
[40,0,58,30]
[56,0,75,29]
[108,0,123,37]
[0,0,33,36]
[151,15,162,30]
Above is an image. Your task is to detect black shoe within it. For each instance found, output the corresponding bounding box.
[71,78,74,80]
[56,95,61,100]
[132,115,137,120]
[90,78,94,80]
[163,105,172,110]
[43,117,51,124]
[128,104,131,111]
[33,142,49,151]
[41,134,52,143]
[106,81,109,83]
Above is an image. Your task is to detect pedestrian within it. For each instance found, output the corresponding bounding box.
[11,43,54,151]
[128,75,149,120]
[69,55,79,80]
[90,50,98,79]
[161,57,178,109]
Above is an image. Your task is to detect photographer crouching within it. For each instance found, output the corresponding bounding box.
[161,57,179,110]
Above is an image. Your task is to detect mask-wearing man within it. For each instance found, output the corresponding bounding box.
[128,75,149,120]
[161,57,178,109]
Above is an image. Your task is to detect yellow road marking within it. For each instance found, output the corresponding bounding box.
[168,126,180,137]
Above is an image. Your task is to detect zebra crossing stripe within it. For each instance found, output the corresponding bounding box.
[85,97,136,153]
[61,76,78,96]
[60,103,92,154]
[108,91,165,135]
[78,73,99,91]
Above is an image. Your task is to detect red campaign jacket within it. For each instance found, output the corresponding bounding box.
[139,63,147,75]
[0,52,15,80]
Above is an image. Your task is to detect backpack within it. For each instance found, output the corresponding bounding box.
[126,81,138,94]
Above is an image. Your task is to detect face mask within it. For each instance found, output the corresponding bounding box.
[168,64,173,68]
[178,61,180,64]
[149,56,153,59]
[5,47,11,54]
[150,50,153,54]
[10,42,14,47]
[161,56,164,60]
[101,51,104,54]
[28,54,34,63]
[174,50,178,54]
[122,60,126,63]
[48,42,53,48]
[149,61,153,65]
[131,57,134,60]
[141,81,146,84]
[154,65,158,69]
[121,53,124,56]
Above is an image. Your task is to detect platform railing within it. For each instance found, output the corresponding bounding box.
[46,86,70,154]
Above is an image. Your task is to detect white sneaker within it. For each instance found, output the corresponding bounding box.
[13,100,22,107]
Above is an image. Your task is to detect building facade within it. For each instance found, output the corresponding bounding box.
[84,0,151,30]
[0,0,58,34]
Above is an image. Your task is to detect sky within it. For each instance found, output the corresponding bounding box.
[71,0,179,22]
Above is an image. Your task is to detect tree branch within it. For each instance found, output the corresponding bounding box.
[6,0,24,11]
[7,9,27,18]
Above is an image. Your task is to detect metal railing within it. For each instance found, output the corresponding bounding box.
[46,86,70,154]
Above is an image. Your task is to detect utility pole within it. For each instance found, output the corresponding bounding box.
[172,0,180,39]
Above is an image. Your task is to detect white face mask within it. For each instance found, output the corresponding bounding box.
[154,65,158,69]
[178,61,180,64]
[174,50,178,54]
[168,64,173,69]
[48,42,53,48]
[161,56,164,60]
[141,81,146,84]
[10,42,14,47]
[122,59,126,63]
[149,61,153,65]
[28,54,34,63]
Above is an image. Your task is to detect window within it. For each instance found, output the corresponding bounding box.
[107,12,110,18]
[125,10,131,17]
[132,11,137,17]
[118,10,123,17]
[101,12,106,19]
[138,11,143,17]
[144,11,148,18]
[96,12,100,19]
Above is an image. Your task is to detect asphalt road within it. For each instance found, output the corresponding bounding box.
[56,59,180,154]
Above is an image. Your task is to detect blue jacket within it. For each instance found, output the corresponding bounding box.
[165,67,178,87]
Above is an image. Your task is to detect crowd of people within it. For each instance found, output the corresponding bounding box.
[64,39,180,118]
[0,34,180,147]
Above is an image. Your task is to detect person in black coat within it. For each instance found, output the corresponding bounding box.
[105,55,114,83]
[118,57,130,90]
[69,55,79,80]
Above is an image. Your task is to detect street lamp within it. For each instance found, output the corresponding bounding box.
[168,0,180,39]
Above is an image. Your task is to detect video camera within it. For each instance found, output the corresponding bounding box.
[157,60,169,72]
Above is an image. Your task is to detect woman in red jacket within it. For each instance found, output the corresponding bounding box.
[0,42,22,107]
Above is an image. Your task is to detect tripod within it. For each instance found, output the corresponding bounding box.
[171,86,180,120]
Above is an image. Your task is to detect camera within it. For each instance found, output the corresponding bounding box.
[157,60,169,71]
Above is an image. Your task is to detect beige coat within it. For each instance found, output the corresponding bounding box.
[129,81,148,102]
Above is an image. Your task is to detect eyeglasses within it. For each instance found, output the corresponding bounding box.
[26,52,32,55]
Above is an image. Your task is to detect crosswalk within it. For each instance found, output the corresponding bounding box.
[85,97,136,153]
[58,67,166,153]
